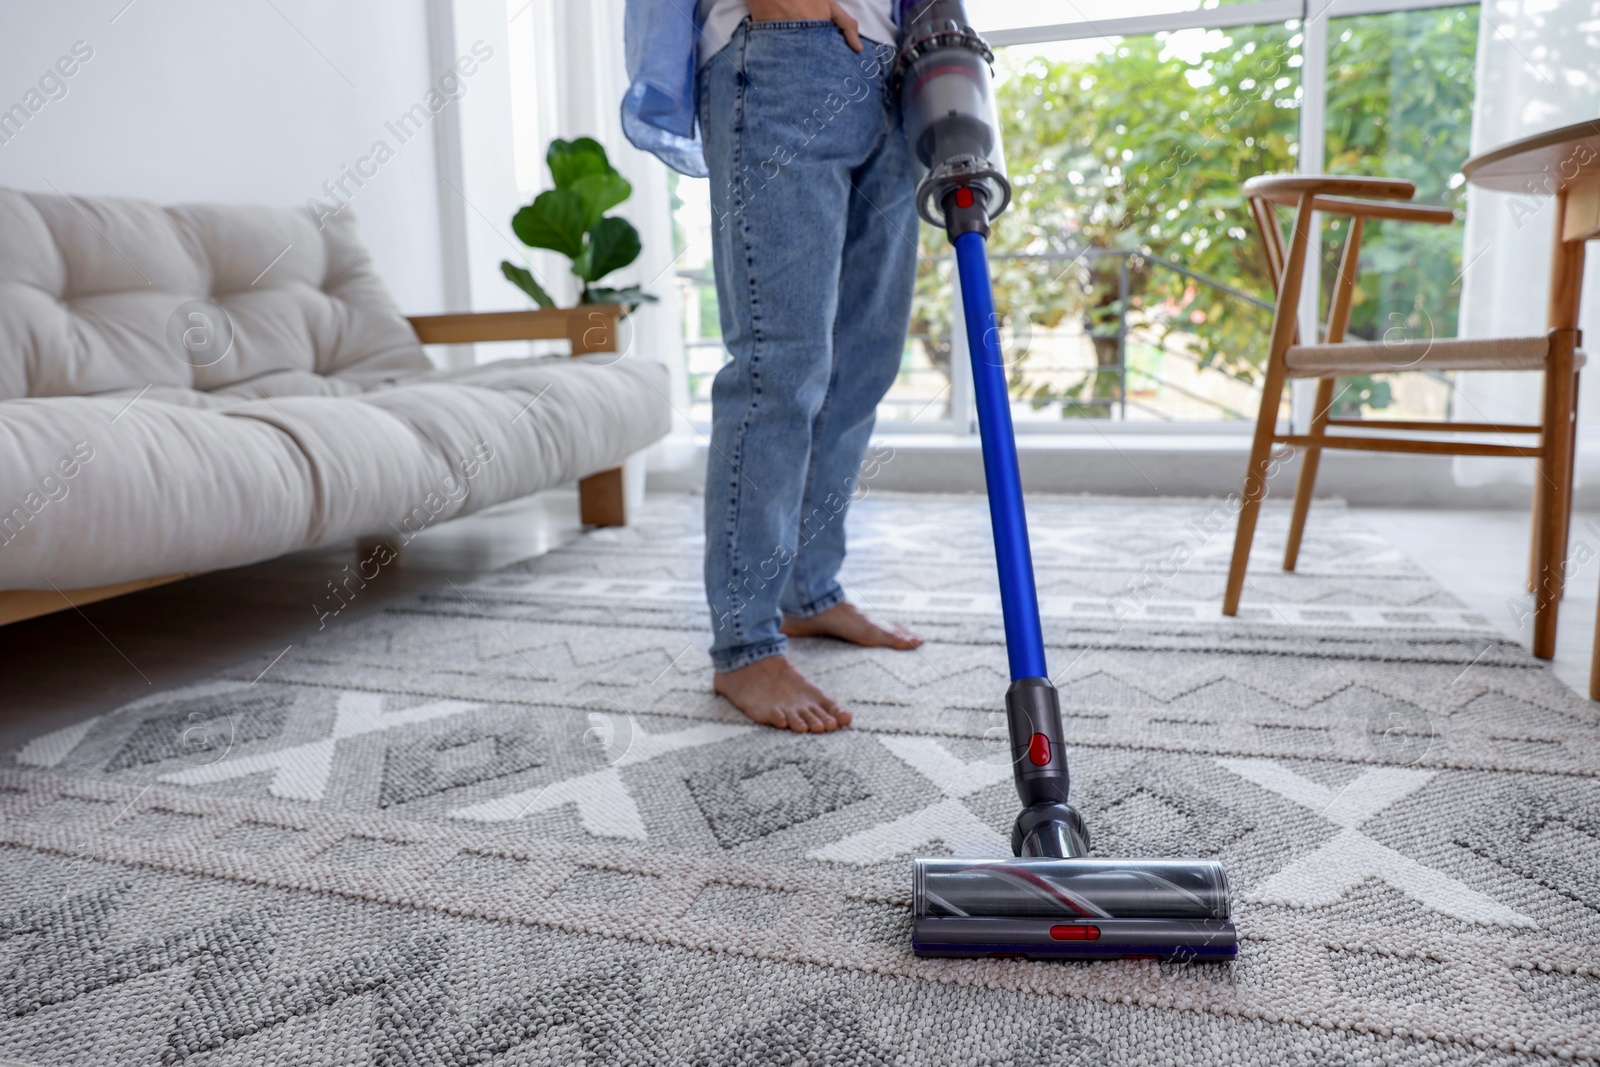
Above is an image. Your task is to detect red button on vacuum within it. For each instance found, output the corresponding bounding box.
[954,186,975,209]
[1027,732,1051,766]
[1049,925,1101,941]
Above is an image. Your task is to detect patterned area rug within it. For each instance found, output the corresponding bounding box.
[3,493,1599,1066]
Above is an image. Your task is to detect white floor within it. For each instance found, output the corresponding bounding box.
[1356,505,1598,697]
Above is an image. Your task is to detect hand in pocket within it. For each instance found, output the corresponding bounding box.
[747,0,864,51]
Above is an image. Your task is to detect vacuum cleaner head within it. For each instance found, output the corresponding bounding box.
[913,857,1238,960]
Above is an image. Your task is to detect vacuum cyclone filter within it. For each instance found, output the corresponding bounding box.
[894,0,1010,226]
[913,858,1238,959]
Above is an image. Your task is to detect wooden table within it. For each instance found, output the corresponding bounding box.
[1462,117,1600,332]
[1462,118,1600,694]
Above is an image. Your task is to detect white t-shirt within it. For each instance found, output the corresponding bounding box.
[697,0,898,67]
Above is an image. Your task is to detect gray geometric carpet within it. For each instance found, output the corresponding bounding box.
[3,492,1598,1065]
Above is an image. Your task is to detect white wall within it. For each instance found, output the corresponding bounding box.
[0,0,693,453]
[0,0,452,315]
[452,0,527,316]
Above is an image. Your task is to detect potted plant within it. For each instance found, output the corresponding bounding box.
[501,137,656,313]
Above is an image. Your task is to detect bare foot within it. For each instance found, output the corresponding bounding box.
[713,655,852,734]
[781,601,924,650]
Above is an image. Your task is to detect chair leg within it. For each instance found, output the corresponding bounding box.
[1532,330,1577,659]
[1284,378,1335,571]
[1549,191,1587,606]
[1591,607,1600,699]
[1557,371,1581,600]
[1227,188,1313,617]
[1284,209,1360,575]
[1224,440,1276,616]
[1527,480,1544,595]
[1526,375,1548,595]
[1545,364,1580,607]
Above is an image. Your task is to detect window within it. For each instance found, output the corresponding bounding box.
[669,171,721,427]
[1317,4,1480,420]
[670,0,1483,434]
[978,25,1301,427]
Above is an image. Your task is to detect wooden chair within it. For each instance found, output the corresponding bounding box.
[1223,175,1583,659]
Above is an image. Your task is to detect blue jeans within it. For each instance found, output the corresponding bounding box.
[698,21,918,672]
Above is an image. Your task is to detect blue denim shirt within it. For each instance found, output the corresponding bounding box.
[621,0,709,178]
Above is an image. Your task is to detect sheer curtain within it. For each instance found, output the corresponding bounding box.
[495,0,695,468]
[1453,0,1600,487]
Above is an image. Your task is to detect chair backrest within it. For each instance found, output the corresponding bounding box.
[1242,174,1454,350]
[1247,193,1289,299]
[0,187,430,401]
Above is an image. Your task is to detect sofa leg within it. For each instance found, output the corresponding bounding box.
[579,467,628,526]
[358,536,401,563]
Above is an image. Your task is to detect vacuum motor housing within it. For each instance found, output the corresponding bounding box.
[894,0,1011,228]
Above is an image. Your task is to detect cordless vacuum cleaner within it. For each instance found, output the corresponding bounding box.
[893,0,1237,960]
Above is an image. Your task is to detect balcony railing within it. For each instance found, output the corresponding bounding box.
[676,245,1453,431]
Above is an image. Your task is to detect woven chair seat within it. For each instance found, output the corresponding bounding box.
[1284,336,1584,378]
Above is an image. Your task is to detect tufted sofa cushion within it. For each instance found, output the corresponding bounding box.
[0,188,429,400]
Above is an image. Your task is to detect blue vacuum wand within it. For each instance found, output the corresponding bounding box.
[894,0,1236,960]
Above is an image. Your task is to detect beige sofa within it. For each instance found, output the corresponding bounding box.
[0,187,670,623]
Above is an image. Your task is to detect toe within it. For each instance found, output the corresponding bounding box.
[863,622,917,649]
[797,705,832,732]
[890,624,924,649]
[817,694,851,729]
[782,707,811,733]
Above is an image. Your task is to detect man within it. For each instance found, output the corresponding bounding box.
[625,0,924,734]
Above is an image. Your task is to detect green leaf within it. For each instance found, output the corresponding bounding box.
[578,216,641,283]
[585,285,658,312]
[547,137,611,189]
[511,190,588,260]
[569,172,632,229]
[500,261,555,308]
